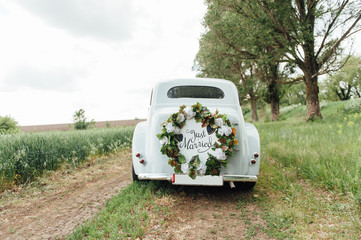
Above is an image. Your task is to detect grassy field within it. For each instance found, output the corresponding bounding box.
[65,99,361,239]
[255,100,361,198]
[0,127,134,190]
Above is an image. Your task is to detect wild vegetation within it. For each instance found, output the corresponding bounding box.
[0,115,20,134]
[0,127,133,190]
[73,108,96,130]
[322,56,361,101]
[255,102,361,198]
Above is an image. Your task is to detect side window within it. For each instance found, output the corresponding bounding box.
[167,86,224,99]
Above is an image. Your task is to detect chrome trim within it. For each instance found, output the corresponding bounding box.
[138,173,257,183]
[138,173,172,181]
[223,175,257,182]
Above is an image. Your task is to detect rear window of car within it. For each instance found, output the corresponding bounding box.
[167,86,224,99]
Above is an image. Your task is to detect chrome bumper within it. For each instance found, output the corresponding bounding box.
[137,173,257,185]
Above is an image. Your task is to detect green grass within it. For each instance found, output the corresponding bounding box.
[245,99,361,237]
[67,181,173,239]
[255,101,361,200]
[0,127,134,190]
[254,153,361,239]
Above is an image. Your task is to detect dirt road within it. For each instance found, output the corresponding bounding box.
[147,186,270,240]
[0,150,132,240]
[3,148,353,239]
[1,149,271,240]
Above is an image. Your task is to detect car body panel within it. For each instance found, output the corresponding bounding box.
[132,78,260,186]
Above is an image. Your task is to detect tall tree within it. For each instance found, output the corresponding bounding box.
[197,1,283,121]
[215,0,361,119]
[323,55,361,100]
[195,29,263,122]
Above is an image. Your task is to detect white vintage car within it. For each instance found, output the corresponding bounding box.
[132,78,260,189]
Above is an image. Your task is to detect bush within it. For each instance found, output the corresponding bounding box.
[344,98,361,113]
[0,116,20,134]
[279,103,302,115]
[73,109,95,130]
[242,107,251,116]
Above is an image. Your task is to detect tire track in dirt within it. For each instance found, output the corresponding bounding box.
[0,150,132,240]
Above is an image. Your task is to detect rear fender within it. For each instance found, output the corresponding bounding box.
[132,121,147,175]
[245,122,260,175]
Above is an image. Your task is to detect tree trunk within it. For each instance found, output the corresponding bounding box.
[249,93,259,122]
[270,97,279,121]
[304,74,322,119]
[268,68,280,121]
[336,84,352,101]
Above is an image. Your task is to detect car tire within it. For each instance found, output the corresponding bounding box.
[234,182,256,191]
[132,164,139,181]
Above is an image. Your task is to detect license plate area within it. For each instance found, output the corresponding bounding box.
[172,174,223,186]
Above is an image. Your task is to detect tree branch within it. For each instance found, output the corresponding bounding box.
[319,12,361,67]
[277,76,303,84]
[315,1,348,59]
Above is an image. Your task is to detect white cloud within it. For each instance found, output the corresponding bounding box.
[4,65,84,91]
[13,0,136,41]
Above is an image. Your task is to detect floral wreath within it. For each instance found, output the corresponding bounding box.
[157,102,238,179]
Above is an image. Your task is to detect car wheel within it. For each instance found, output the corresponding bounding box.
[132,164,139,181]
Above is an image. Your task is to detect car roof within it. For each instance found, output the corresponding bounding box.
[152,78,239,106]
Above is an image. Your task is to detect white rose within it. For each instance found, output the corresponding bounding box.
[197,164,207,176]
[174,126,181,134]
[218,125,232,136]
[181,163,189,174]
[159,136,168,145]
[184,107,196,120]
[165,122,175,133]
[177,113,185,123]
[225,126,232,136]
[213,148,227,161]
[215,118,223,127]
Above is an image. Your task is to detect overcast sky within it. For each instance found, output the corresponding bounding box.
[0,0,206,126]
[1,1,360,126]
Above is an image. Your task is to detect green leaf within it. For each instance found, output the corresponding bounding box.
[178,154,186,164]
[189,169,197,179]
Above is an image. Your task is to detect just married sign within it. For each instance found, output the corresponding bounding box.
[157,103,238,178]
[177,119,217,161]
